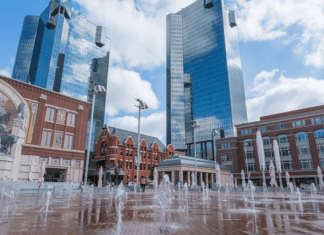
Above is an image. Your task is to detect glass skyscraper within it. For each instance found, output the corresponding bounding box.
[12,0,110,151]
[167,0,247,159]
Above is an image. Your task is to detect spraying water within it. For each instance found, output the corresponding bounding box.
[40,191,53,213]
[0,176,8,198]
[157,174,174,216]
[263,182,268,196]
[311,183,317,198]
[183,183,188,198]
[115,183,125,235]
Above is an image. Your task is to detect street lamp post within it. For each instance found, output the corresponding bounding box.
[135,99,149,187]
[84,81,107,186]
[192,121,200,188]
[244,141,250,182]
[212,129,219,188]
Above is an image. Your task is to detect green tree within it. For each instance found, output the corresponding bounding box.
[84,150,97,167]
[149,165,156,180]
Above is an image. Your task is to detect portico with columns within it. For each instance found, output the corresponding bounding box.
[156,155,231,187]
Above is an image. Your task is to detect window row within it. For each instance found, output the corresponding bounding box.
[42,130,74,149]
[45,107,76,126]
[221,142,231,149]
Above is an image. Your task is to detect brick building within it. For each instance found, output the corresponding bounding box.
[93,125,184,185]
[216,105,324,186]
[0,75,90,182]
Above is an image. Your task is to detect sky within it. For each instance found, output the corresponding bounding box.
[0,0,324,145]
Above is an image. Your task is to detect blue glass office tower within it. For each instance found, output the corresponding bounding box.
[12,0,110,151]
[167,0,247,159]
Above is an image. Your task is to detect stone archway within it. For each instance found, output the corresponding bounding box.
[0,80,29,180]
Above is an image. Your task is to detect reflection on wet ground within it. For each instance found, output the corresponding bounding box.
[1,190,324,234]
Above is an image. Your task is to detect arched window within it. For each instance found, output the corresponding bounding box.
[314,129,324,139]
[100,142,106,156]
[277,134,289,144]
[263,137,272,146]
[295,132,308,142]
[243,139,253,147]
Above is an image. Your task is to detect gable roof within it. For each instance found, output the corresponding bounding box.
[108,126,166,151]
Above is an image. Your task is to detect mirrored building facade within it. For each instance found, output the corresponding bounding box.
[12,0,110,151]
[167,0,247,159]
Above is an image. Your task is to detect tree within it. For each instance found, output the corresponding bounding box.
[84,150,97,167]
[149,165,156,180]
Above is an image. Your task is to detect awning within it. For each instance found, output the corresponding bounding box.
[89,170,126,176]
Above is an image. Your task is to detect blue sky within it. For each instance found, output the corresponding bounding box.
[1,0,324,144]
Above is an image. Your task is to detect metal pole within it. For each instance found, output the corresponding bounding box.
[84,92,96,186]
[136,105,141,186]
[194,127,197,187]
[213,134,217,188]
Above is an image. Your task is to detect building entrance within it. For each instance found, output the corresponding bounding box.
[44,168,66,182]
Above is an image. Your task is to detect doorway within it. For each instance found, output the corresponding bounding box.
[44,168,66,182]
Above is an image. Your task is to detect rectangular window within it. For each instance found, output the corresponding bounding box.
[316,117,322,124]
[244,140,253,147]
[126,150,129,157]
[143,153,146,159]
[42,130,53,147]
[221,153,232,162]
[296,121,302,127]
[297,146,311,155]
[275,125,278,130]
[66,113,76,126]
[127,144,129,148]
[320,159,324,169]
[279,147,291,156]
[246,163,256,172]
[143,164,146,171]
[264,149,273,158]
[317,144,324,153]
[299,159,313,169]
[281,161,294,170]
[126,161,128,169]
[148,164,151,171]
[140,163,142,170]
[244,129,249,135]
[262,127,266,132]
[246,151,254,159]
[64,134,74,149]
[45,107,55,122]
[131,145,133,149]
[241,130,244,135]
[292,122,295,128]
[228,143,231,148]
[120,149,123,156]
[302,120,306,126]
[129,162,132,169]
[221,143,224,149]
[148,153,151,159]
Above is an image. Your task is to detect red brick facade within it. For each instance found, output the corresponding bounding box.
[0,76,90,160]
[218,105,324,186]
[94,125,184,184]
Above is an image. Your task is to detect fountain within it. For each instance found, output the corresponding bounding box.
[191,172,196,188]
[87,185,94,203]
[2,190,15,217]
[115,183,125,235]
[40,191,53,213]
[67,182,74,208]
[296,188,303,212]
[183,183,188,198]
[0,176,8,198]
[58,186,63,197]
[289,183,295,197]
[263,182,268,196]
[311,183,317,198]
[157,174,174,216]
[225,183,229,199]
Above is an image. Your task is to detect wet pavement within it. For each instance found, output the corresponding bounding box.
[1,189,324,235]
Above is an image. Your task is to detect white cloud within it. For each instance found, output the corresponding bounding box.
[74,0,195,69]
[249,69,279,96]
[108,111,166,140]
[234,0,324,68]
[0,68,11,77]
[106,67,159,116]
[247,71,324,121]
